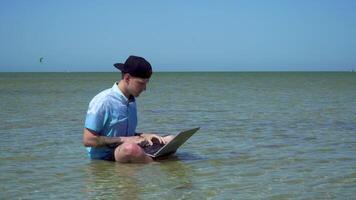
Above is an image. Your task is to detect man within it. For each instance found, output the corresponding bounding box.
[83,55,173,163]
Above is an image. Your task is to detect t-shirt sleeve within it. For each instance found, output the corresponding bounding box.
[84,100,109,134]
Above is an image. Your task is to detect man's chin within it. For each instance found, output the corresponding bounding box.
[134,92,144,97]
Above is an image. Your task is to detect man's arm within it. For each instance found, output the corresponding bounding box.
[83,128,149,148]
[83,128,123,148]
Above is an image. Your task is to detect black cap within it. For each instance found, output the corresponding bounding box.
[113,55,152,79]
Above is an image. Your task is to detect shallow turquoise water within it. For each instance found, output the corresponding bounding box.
[0,72,355,199]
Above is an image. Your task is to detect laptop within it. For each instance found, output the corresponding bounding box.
[143,127,200,158]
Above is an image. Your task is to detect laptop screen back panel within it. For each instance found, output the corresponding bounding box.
[153,127,200,157]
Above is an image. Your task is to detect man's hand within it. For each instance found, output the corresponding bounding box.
[123,136,151,147]
[140,133,165,146]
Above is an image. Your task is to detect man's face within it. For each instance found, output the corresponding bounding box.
[127,75,150,97]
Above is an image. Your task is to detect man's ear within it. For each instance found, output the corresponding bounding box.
[123,73,130,83]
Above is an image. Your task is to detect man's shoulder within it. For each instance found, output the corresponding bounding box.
[89,87,128,108]
[88,89,112,108]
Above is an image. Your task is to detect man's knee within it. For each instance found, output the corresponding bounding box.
[119,143,142,158]
[115,142,152,163]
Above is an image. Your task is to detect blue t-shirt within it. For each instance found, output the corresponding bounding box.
[84,82,138,159]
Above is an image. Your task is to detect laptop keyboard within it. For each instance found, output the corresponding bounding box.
[143,143,164,155]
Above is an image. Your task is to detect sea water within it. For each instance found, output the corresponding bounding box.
[0,72,355,199]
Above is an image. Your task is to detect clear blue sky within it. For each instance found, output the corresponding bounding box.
[1,0,355,72]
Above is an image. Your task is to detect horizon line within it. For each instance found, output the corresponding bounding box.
[0,70,354,73]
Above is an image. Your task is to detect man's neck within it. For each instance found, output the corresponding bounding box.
[117,81,130,99]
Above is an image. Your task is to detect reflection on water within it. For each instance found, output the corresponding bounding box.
[83,157,199,199]
[84,161,141,199]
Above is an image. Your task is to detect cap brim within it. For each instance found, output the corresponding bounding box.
[113,63,125,71]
